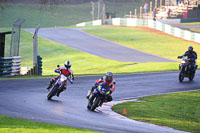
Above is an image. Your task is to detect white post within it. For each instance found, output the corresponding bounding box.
[150,1,152,13]
[160,0,162,7]
[91,2,94,20]
[135,8,137,17]
[155,0,157,8]
[98,0,100,20]
[140,6,143,18]
[103,4,105,22]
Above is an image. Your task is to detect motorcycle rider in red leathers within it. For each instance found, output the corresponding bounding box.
[47,60,74,97]
[87,72,116,102]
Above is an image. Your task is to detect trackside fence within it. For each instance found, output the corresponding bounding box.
[0,56,21,77]
[76,18,200,44]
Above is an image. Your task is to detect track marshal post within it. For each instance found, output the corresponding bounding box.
[33,24,42,75]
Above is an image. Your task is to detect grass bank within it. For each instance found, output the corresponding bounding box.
[0,27,179,76]
[0,1,147,28]
[0,115,99,133]
[112,91,200,133]
[0,3,92,28]
[181,22,200,25]
[189,28,200,33]
[83,26,200,61]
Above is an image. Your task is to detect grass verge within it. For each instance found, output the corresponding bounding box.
[112,91,200,133]
[0,1,146,28]
[181,22,200,25]
[189,28,200,33]
[0,115,99,133]
[83,25,200,61]
[0,27,181,77]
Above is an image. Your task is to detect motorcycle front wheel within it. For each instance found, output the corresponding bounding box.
[179,71,184,82]
[47,85,58,100]
[91,96,101,111]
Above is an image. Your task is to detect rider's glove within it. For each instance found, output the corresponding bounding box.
[55,69,60,73]
[177,56,182,59]
[94,83,99,87]
[70,79,74,84]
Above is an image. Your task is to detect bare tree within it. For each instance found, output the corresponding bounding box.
[38,0,69,15]
[0,0,7,12]
[0,0,98,13]
[0,0,70,13]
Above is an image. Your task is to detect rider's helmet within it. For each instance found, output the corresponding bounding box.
[105,72,113,82]
[64,61,71,69]
[188,46,193,52]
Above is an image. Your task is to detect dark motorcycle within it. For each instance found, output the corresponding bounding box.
[178,56,197,82]
[87,83,110,111]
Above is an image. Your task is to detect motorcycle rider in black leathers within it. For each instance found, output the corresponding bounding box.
[178,46,197,71]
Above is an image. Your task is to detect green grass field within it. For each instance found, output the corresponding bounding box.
[112,91,200,133]
[0,3,92,28]
[0,1,147,28]
[83,26,200,61]
[0,27,182,76]
[1,20,200,133]
[2,25,200,76]
[189,28,200,33]
[0,115,99,133]
[1,1,199,132]
[181,22,200,25]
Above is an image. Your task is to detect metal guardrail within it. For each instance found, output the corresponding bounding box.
[0,56,21,77]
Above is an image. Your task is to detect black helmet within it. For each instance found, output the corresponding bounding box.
[188,46,193,52]
[105,72,113,82]
[64,60,71,69]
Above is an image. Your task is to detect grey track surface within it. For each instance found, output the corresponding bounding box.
[1,71,200,133]
[24,28,175,63]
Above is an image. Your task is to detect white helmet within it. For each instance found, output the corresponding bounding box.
[64,61,71,69]
[106,72,113,82]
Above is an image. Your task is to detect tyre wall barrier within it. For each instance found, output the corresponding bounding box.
[0,56,21,77]
[76,18,200,44]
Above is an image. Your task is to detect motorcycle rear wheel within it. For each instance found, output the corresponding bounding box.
[189,74,194,81]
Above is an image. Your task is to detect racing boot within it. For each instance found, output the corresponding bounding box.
[88,93,95,107]
[57,86,66,97]
[57,89,62,97]
[86,91,91,99]
[86,86,95,99]
[47,79,54,91]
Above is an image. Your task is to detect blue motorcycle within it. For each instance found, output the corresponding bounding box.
[87,82,111,111]
[47,66,73,100]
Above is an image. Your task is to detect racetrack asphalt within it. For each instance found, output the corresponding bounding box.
[1,71,199,133]
[24,28,175,63]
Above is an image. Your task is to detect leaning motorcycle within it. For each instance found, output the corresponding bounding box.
[87,83,110,111]
[47,66,72,100]
[178,56,197,82]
